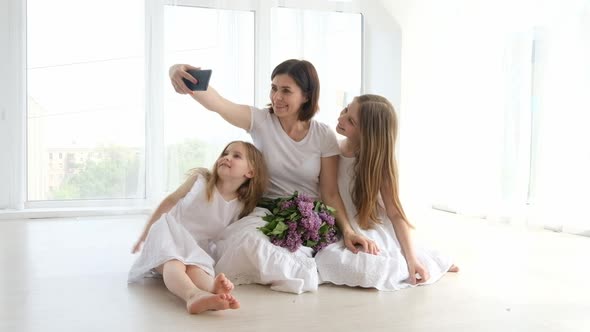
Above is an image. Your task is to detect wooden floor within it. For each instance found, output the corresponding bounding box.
[1,211,588,332]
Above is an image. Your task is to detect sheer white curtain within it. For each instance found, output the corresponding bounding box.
[396,0,590,235]
[528,1,590,234]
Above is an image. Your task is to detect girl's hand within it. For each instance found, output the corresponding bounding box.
[169,64,200,95]
[407,258,430,285]
[131,238,145,254]
[343,232,380,255]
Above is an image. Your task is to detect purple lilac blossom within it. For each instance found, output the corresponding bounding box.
[264,192,338,254]
[280,200,295,209]
[319,211,336,226]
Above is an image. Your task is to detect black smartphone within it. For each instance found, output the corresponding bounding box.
[183,69,212,91]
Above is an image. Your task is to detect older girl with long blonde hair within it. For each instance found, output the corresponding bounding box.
[315,94,458,290]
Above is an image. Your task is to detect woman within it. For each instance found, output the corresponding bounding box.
[169,60,377,294]
[315,94,458,290]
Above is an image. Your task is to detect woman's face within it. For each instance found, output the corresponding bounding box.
[269,74,308,119]
[336,100,361,141]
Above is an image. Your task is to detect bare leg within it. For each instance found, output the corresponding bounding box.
[156,260,237,314]
[448,264,460,272]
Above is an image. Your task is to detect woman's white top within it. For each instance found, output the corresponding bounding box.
[248,106,340,199]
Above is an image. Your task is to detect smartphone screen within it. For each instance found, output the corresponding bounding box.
[183,69,212,91]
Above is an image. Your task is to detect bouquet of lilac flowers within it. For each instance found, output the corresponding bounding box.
[258,191,339,255]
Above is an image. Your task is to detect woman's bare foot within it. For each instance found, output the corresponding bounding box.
[186,293,239,314]
[212,273,234,294]
[448,264,460,272]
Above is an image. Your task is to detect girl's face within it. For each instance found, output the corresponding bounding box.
[336,100,361,141]
[216,143,254,181]
[269,74,308,119]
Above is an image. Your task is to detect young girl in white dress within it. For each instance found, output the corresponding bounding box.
[128,141,268,314]
[315,94,459,290]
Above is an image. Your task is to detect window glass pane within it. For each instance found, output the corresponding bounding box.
[164,6,254,191]
[271,8,362,131]
[27,0,145,200]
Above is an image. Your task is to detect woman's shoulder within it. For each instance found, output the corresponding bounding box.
[250,106,275,127]
[251,105,272,117]
[308,120,339,156]
[310,119,336,136]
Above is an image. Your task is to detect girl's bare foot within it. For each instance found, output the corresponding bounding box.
[186,293,237,314]
[448,264,460,272]
[226,293,240,309]
[212,273,234,294]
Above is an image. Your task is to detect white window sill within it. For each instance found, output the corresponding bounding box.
[0,206,151,221]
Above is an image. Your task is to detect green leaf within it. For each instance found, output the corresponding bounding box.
[305,240,318,247]
[258,197,278,211]
[270,221,289,235]
[259,217,280,234]
[313,201,319,211]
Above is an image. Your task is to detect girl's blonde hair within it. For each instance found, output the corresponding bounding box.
[189,141,268,218]
[351,94,412,230]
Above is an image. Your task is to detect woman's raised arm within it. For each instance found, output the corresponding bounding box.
[169,64,251,130]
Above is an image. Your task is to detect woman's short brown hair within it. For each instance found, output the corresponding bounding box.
[269,59,320,122]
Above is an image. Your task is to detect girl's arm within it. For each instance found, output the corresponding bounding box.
[380,179,429,284]
[319,156,379,255]
[131,174,199,253]
[169,64,252,130]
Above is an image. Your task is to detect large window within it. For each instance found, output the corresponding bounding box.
[26,0,145,201]
[7,0,367,210]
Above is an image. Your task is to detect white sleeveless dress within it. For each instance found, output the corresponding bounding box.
[128,176,242,282]
[315,156,454,291]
